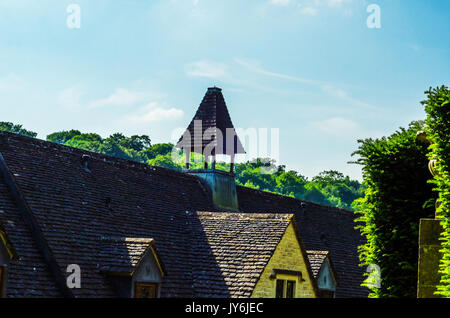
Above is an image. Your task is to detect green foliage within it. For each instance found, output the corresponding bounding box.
[422,85,450,297]
[47,130,81,144]
[65,133,103,152]
[118,134,151,152]
[312,170,365,209]
[233,158,363,209]
[147,154,181,171]
[46,130,155,163]
[352,121,436,297]
[142,143,174,160]
[0,122,37,138]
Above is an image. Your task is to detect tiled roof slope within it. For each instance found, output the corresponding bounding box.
[98,237,159,274]
[307,250,329,278]
[191,212,292,297]
[237,186,369,298]
[0,131,367,297]
[0,131,216,297]
[0,176,61,297]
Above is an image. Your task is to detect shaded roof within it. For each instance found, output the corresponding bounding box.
[98,237,164,275]
[0,131,213,297]
[0,164,61,297]
[0,221,18,261]
[0,131,367,297]
[192,212,292,297]
[236,186,368,298]
[176,87,245,156]
[307,250,329,278]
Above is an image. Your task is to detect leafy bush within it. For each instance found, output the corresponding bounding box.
[352,121,436,297]
[422,85,450,297]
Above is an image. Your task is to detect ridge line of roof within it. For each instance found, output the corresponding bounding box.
[100,236,155,243]
[307,250,329,255]
[236,185,355,214]
[0,131,198,181]
[196,211,294,219]
[0,132,354,214]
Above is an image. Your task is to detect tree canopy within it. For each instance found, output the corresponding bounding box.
[0,121,37,138]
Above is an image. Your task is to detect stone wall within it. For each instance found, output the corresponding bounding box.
[417,218,444,298]
[251,223,316,298]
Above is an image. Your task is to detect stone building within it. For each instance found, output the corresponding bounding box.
[0,87,368,298]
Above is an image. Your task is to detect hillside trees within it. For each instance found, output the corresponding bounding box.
[0,121,37,138]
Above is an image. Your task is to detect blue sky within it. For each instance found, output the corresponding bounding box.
[0,0,448,180]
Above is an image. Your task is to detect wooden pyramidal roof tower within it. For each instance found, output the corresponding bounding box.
[176,87,245,172]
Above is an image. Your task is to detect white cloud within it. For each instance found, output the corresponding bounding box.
[58,87,83,109]
[298,6,318,15]
[235,58,375,110]
[324,0,351,7]
[185,59,297,94]
[234,58,320,85]
[89,88,147,108]
[128,102,184,123]
[310,116,384,140]
[0,74,27,93]
[142,107,184,122]
[321,85,376,110]
[185,60,228,79]
[311,117,360,137]
[62,85,184,123]
[269,0,292,6]
[268,0,353,15]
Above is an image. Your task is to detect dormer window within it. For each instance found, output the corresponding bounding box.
[306,250,337,298]
[134,282,158,298]
[99,237,165,298]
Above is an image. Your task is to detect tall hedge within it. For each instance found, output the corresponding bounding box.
[422,86,450,297]
[352,121,435,297]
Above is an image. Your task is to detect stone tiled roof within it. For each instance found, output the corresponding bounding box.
[236,186,369,298]
[306,250,329,278]
[0,131,368,297]
[191,212,292,297]
[98,237,160,274]
[0,177,61,297]
[0,131,213,297]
